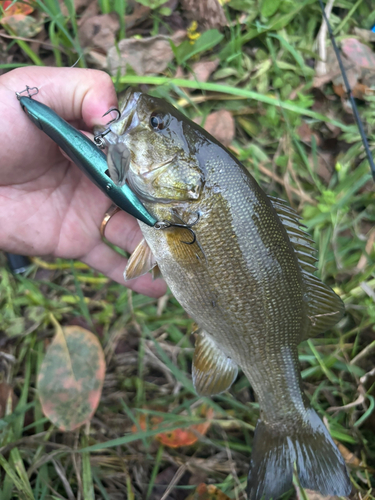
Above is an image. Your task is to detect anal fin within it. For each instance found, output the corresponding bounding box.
[124,238,157,281]
[192,331,238,396]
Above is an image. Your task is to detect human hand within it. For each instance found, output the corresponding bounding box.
[0,66,166,297]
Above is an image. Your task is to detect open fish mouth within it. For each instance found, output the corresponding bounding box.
[110,89,141,137]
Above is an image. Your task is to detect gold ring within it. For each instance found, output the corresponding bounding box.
[100,205,121,240]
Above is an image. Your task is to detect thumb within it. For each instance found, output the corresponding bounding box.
[0,67,117,184]
[4,66,118,129]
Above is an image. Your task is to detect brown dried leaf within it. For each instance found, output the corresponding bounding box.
[107,30,185,76]
[186,483,231,500]
[78,13,119,51]
[296,122,321,146]
[124,4,150,31]
[86,49,108,70]
[314,38,375,98]
[195,109,235,147]
[59,0,92,16]
[300,490,340,500]
[353,27,375,44]
[181,0,227,29]
[190,59,219,82]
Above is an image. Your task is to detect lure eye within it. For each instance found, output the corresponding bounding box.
[150,111,168,131]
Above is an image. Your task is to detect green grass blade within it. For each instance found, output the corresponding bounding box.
[116,75,355,132]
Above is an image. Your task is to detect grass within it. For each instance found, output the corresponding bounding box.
[1,0,375,498]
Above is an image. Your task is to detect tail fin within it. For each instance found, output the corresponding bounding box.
[247,408,351,500]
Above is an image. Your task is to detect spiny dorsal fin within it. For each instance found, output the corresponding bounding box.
[124,238,157,281]
[269,196,317,274]
[192,331,238,396]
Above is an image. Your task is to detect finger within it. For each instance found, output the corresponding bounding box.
[97,207,145,254]
[1,67,118,185]
[3,66,118,128]
[82,240,167,298]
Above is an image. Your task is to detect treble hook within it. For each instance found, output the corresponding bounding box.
[155,212,200,245]
[94,108,122,148]
[16,85,39,100]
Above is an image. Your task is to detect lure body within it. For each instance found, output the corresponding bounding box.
[18,95,156,227]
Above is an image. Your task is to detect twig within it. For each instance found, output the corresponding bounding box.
[351,340,375,366]
[328,393,365,412]
[0,32,60,50]
[256,163,316,205]
[160,463,188,500]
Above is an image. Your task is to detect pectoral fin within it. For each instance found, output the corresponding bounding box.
[192,331,238,396]
[107,143,131,186]
[152,265,162,280]
[124,238,157,281]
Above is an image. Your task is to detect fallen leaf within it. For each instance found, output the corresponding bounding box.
[341,38,375,71]
[132,406,214,448]
[86,49,108,70]
[353,27,375,44]
[78,13,119,51]
[0,381,17,418]
[155,411,212,447]
[190,59,219,82]
[296,122,321,146]
[1,14,44,37]
[299,490,339,500]
[107,30,185,76]
[314,38,375,99]
[38,325,106,431]
[0,0,33,17]
[124,4,150,30]
[194,109,235,147]
[181,0,227,29]
[0,0,40,37]
[186,483,232,500]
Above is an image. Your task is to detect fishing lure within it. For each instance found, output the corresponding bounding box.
[17,86,198,240]
[16,86,157,226]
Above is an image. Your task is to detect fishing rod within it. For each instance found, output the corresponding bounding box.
[318,0,375,181]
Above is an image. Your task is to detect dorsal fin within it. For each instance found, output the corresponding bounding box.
[302,271,345,338]
[269,196,345,338]
[269,196,317,274]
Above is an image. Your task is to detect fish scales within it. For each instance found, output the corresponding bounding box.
[105,90,351,500]
[140,157,305,422]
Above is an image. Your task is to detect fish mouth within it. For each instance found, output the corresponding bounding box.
[109,89,141,136]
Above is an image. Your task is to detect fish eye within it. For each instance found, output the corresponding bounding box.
[150,111,168,131]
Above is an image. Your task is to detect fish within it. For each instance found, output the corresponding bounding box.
[104,89,352,500]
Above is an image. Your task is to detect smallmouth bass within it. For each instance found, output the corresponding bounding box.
[104,89,351,499]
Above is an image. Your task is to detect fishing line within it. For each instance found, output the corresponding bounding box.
[35,56,84,94]
[318,0,375,181]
